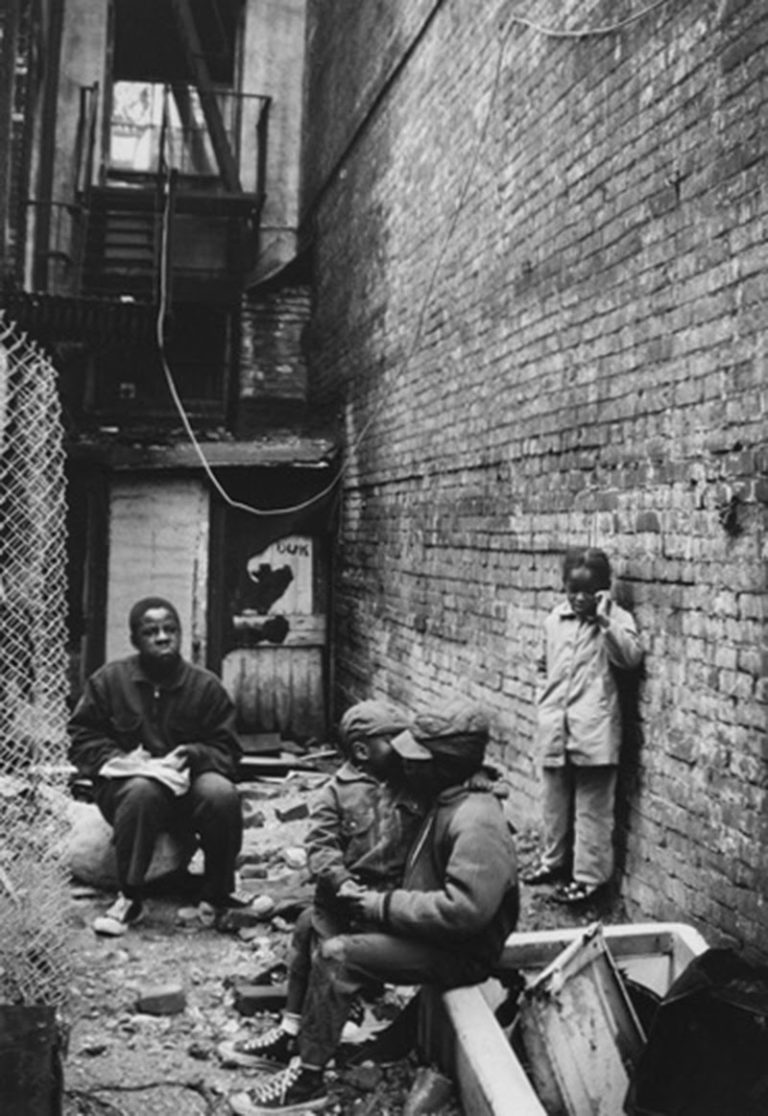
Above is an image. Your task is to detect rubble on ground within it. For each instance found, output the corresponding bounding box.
[62,748,624,1115]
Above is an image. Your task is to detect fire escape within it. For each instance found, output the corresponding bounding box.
[10,0,271,426]
[78,0,269,307]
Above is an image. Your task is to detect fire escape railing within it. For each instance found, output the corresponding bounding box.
[60,83,270,298]
[21,81,269,298]
[105,83,270,196]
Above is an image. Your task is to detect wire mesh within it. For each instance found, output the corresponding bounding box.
[0,315,72,1010]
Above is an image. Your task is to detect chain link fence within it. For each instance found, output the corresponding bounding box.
[0,314,72,1011]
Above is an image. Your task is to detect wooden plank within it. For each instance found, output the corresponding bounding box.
[223,645,325,739]
[232,613,326,647]
[239,732,282,755]
[437,987,547,1116]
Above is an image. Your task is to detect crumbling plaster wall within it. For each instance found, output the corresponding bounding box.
[242,0,307,281]
[302,0,768,954]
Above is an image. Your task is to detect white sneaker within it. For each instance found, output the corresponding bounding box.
[340,1000,389,1044]
[93,894,144,936]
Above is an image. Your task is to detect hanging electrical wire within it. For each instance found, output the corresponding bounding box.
[507,0,672,39]
[155,174,340,517]
[154,0,673,518]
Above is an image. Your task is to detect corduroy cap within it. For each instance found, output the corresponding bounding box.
[390,699,489,762]
[338,699,410,748]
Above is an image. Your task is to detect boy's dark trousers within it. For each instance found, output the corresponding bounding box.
[96,772,242,901]
[298,931,489,1067]
[287,902,362,1015]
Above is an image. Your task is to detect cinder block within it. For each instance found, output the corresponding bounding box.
[136,983,186,1016]
[233,983,288,1016]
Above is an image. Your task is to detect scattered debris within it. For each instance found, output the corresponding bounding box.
[63,804,625,1114]
[240,803,266,827]
[231,982,288,1016]
[135,983,187,1016]
[274,802,310,823]
[281,846,307,870]
[343,1061,383,1092]
[402,1065,455,1115]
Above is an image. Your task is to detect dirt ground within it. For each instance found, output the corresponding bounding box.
[60,765,628,1116]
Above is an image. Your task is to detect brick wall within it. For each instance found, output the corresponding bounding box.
[236,284,311,435]
[302,0,768,956]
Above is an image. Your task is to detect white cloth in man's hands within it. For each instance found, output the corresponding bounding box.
[99,746,191,796]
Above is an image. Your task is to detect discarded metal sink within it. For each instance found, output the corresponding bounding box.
[419,921,708,1116]
[516,923,648,1115]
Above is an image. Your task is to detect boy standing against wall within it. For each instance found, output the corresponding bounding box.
[524,547,643,905]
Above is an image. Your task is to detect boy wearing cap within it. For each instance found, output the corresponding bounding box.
[218,698,424,1072]
[228,698,519,1116]
[68,597,243,935]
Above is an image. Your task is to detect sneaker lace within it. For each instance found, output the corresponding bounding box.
[249,1061,302,1103]
[240,1025,285,1054]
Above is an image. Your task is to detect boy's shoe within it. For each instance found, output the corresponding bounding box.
[550,880,601,906]
[340,995,365,1042]
[217,1026,296,1070]
[521,864,567,886]
[93,894,143,937]
[229,1062,330,1115]
[339,996,390,1045]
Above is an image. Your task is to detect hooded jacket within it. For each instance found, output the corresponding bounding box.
[68,655,241,780]
[380,775,519,972]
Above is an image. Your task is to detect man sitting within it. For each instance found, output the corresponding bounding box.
[68,596,243,936]
[228,698,519,1116]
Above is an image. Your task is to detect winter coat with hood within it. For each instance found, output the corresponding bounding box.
[379,772,519,972]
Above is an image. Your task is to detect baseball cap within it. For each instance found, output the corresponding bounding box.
[390,699,490,762]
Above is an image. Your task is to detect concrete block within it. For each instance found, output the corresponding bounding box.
[135,983,186,1016]
[275,802,309,822]
[233,983,288,1016]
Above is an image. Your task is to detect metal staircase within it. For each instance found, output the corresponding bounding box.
[81,188,160,298]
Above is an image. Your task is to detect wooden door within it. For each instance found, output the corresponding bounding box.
[220,533,328,743]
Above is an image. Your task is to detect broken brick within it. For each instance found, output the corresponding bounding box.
[135,982,186,1015]
[275,802,309,822]
[233,983,288,1016]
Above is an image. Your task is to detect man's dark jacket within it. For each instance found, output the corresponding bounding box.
[68,655,241,780]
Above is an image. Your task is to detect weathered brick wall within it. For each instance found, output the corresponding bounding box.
[236,284,311,434]
[303,0,768,955]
